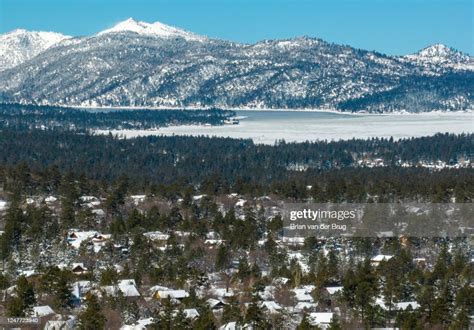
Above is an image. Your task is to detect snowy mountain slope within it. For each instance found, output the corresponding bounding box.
[0,19,472,112]
[0,29,70,71]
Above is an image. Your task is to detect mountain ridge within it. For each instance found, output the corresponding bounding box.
[0,18,472,112]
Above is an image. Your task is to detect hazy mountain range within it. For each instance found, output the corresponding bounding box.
[0,18,472,112]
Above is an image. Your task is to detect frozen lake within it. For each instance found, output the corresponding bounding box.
[98,110,473,144]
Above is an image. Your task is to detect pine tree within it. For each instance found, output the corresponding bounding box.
[245,295,270,329]
[54,271,74,310]
[1,190,24,259]
[6,296,24,317]
[237,257,251,282]
[154,296,174,329]
[122,301,140,325]
[194,304,216,330]
[16,276,36,310]
[297,312,318,330]
[173,308,191,329]
[215,244,229,271]
[222,295,242,324]
[77,294,106,329]
[327,313,342,330]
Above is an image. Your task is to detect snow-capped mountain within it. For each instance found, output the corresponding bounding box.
[0,29,70,71]
[403,43,474,71]
[98,18,205,41]
[0,19,472,112]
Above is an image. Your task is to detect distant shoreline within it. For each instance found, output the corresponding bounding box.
[66,104,474,116]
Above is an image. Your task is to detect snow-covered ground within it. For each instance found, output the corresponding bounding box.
[95,110,473,144]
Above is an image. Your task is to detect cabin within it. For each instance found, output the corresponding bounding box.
[370,254,393,266]
[150,286,189,302]
[309,312,334,328]
[71,263,88,275]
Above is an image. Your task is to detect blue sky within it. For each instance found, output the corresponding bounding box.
[0,0,472,55]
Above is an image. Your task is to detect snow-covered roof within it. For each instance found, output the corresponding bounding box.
[80,196,98,202]
[259,286,275,300]
[260,301,282,313]
[273,277,290,285]
[143,231,170,241]
[207,298,225,309]
[173,308,200,320]
[209,287,234,298]
[71,280,92,299]
[325,286,344,295]
[45,195,58,203]
[156,289,189,300]
[309,312,333,325]
[44,317,76,330]
[219,322,238,330]
[294,302,317,313]
[71,263,87,271]
[120,318,154,330]
[32,305,55,317]
[292,288,314,302]
[371,254,394,262]
[102,280,140,298]
[395,301,420,310]
[19,269,36,277]
[67,231,98,249]
[375,298,420,311]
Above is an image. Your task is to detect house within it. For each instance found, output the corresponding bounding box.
[207,298,226,310]
[44,316,76,330]
[19,269,37,278]
[71,280,92,303]
[143,231,170,242]
[174,308,200,320]
[258,286,275,301]
[130,195,146,205]
[205,239,225,246]
[395,301,420,310]
[309,312,334,328]
[102,279,140,298]
[281,236,306,246]
[66,230,110,252]
[370,254,393,266]
[325,286,344,296]
[273,277,290,286]
[121,318,153,330]
[235,199,247,208]
[260,301,282,314]
[219,322,238,330]
[71,263,88,275]
[292,286,315,303]
[150,287,189,301]
[67,230,98,249]
[209,287,235,299]
[375,298,420,311]
[45,196,58,204]
[294,302,317,313]
[32,305,55,317]
[413,258,427,268]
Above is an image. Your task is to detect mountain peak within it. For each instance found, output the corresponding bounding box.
[404,43,473,70]
[416,43,458,58]
[97,18,205,41]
